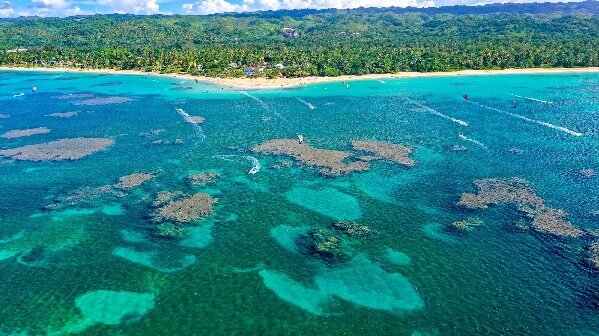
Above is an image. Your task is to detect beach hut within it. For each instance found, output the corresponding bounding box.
[244,67,256,76]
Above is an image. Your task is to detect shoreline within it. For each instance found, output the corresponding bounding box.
[1,66,598,89]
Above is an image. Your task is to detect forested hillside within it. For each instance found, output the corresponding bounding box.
[0,0,597,77]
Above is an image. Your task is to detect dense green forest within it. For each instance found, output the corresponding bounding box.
[0,1,598,77]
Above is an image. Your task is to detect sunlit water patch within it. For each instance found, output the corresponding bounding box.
[0,70,598,335]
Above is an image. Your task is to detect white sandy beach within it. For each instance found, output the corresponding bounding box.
[1,66,597,89]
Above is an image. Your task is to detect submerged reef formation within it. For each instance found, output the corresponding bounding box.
[45,111,78,118]
[269,160,294,170]
[155,223,186,239]
[458,178,583,237]
[151,139,184,146]
[351,140,416,166]
[45,172,155,210]
[139,129,165,137]
[0,114,10,119]
[299,228,354,263]
[578,169,597,178]
[72,96,133,106]
[445,144,469,152]
[331,220,372,237]
[1,127,51,139]
[152,191,185,207]
[152,192,218,224]
[187,116,205,124]
[52,93,94,100]
[530,208,581,237]
[253,139,416,176]
[253,139,369,176]
[588,242,599,269]
[113,172,156,191]
[458,178,544,209]
[186,172,220,186]
[0,137,114,161]
[451,217,484,231]
[45,185,115,210]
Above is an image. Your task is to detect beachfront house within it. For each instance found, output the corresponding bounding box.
[275,63,285,69]
[244,67,256,76]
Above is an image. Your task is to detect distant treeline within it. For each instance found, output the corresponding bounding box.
[0,1,597,77]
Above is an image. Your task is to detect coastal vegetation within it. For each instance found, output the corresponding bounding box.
[0,1,597,77]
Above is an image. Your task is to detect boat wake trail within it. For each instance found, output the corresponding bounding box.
[469,101,582,137]
[241,91,270,110]
[241,91,295,134]
[297,98,316,110]
[458,134,487,149]
[405,98,469,126]
[174,108,206,141]
[214,154,261,174]
[511,94,553,104]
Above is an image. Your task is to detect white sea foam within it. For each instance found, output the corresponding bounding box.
[511,94,554,104]
[469,101,583,136]
[246,156,261,174]
[405,98,469,126]
[297,98,316,110]
[174,108,206,140]
[458,134,487,149]
[215,154,261,174]
[12,93,24,98]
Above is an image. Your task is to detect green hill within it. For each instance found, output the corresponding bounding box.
[1,1,597,77]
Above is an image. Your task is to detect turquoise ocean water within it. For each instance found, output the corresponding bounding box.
[0,70,597,335]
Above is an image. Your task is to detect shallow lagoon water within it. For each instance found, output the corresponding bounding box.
[0,70,598,335]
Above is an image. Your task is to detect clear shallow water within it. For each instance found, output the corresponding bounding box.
[0,70,598,335]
